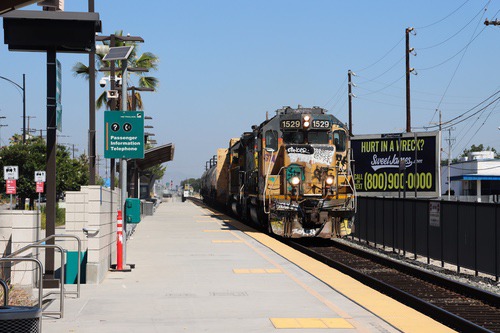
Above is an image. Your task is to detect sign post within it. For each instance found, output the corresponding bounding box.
[4,166,18,210]
[35,171,46,258]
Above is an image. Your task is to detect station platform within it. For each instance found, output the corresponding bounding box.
[43,199,454,332]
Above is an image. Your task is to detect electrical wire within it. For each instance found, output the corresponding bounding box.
[354,36,404,73]
[428,2,489,126]
[423,90,500,130]
[415,0,471,29]
[323,76,347,111]
[417,4,486,50]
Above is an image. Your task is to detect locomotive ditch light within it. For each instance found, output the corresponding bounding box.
[326,176,334,185]
[290,176,300,186]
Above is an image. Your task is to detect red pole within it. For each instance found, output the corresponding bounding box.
[116,210,123,270]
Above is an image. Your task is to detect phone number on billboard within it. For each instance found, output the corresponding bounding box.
[361,172,434,191]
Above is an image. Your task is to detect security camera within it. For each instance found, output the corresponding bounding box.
[99,78,107,88]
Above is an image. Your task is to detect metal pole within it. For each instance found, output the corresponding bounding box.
[45,48,58,285]
[110,35,116,191]
[88,0,96,185]
[120,61,128,266]
[414,132,418,198]
[22,74,26,144]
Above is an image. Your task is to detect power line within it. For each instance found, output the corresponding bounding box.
[417,4,486,50]
[354,36,404,73]
[415,0,471,29]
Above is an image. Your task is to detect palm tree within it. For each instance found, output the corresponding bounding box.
[72,30,159,110]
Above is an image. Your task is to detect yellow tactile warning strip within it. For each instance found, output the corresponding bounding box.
[270,318,354,329]
[212,240,243,243]
[203,212,455,333]
[233,268,282,274]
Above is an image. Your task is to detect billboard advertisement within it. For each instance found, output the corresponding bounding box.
[351,131,440,197]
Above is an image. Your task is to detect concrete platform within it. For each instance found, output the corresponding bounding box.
[43,199,454,332]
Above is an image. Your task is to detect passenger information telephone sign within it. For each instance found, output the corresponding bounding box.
[104,111,144,159]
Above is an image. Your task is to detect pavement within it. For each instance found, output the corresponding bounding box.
[41,198,448,333]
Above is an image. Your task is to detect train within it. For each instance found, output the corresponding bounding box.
[201,105,356,239]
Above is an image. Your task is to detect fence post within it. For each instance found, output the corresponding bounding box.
[457,203,460,274]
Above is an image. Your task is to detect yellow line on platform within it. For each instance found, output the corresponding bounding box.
[270,318,354,329]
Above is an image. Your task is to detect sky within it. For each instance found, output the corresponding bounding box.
[1,0,500,186]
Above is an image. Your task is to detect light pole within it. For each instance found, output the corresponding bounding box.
[0,74,26,143]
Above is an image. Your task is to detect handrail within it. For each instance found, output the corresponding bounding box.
[0,257,43,332]
[6,244,65,318]
[8,233,82,298]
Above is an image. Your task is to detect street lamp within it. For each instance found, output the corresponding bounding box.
[0,74,26,143]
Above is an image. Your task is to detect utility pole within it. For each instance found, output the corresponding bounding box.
[348,70,356,136]
[405,27,415,133]
[0,116,7,147]
[445,128,455,200]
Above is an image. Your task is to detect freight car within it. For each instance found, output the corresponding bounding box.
[201,105,356,239]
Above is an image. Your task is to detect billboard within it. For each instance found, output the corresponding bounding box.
[351,131,440,197]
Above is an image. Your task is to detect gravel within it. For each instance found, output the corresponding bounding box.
[335,237,500,296]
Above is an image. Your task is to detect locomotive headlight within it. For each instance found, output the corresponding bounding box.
[326,176,334,185]
[290,176,300,186]
[303,115,310,128]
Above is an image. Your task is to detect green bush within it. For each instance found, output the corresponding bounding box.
[40,204,65,230]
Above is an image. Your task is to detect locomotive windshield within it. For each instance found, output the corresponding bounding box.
[283,131,329,144]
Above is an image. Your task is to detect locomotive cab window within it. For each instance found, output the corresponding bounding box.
[333,130,346,152]
[283,131,304,144]
[308,131,329,144]
[265,130,278,152]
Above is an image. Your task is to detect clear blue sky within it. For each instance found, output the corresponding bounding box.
[1,1,500,185]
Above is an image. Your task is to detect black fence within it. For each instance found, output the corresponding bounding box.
[354,197,500,281]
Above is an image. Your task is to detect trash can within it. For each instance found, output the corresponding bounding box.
[125,198,141,224]
[143,201,154,216]
[0,280,41,332]
[0,306,41,332]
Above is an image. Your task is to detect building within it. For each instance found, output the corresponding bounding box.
[441,151,500,202]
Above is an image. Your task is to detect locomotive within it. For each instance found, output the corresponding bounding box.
[201,105,356,239]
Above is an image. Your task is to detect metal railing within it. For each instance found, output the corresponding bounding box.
[8,234,82,298]
[5,233,83,319]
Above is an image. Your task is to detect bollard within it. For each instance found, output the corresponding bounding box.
[117,210,123,270]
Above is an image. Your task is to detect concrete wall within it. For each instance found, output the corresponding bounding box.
[64,186,120,284]
[0,211,38,286]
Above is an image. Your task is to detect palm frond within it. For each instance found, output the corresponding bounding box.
[96,91,108,110]
[72,62,90,80]
[135,52,159,71]
[138,76,159,90]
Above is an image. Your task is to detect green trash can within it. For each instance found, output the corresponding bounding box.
[125,198,141,224]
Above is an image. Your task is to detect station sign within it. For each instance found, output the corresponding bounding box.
[35,171,46,182]
[104,111,144,159]
[3,165,19,180]
[6,179,16,194]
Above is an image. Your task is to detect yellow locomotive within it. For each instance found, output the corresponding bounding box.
[201,105,356,239]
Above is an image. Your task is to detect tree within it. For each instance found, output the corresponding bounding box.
[72,30,159,111]
[181,178,202,192]
[0,136,90,209]
[460,144,498,158]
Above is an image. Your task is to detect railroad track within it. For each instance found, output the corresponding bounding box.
[192,198,500,332]
[287,238,500,333]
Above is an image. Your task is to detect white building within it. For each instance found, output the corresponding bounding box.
[441,151,500,202]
